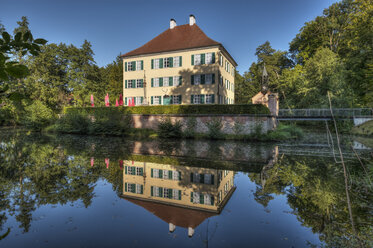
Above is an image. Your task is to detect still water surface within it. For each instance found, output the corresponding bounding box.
[0,131,372,247]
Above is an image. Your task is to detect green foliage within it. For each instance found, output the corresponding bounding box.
[233,121,245,135]
[184,117,197,138]
[267,124,304,140]
[206,118,223,139]
[65,104,270,116]
[352,120,373,136]
[89,108,132,135]
[54,111,90,134]
[0,17,47,81]
[23,100,54,130]
[157,118,183,138]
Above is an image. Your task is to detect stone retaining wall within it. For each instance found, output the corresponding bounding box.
[130,114,276,134]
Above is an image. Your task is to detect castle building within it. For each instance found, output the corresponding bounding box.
[122,15,237,106]
[121,160,236,237]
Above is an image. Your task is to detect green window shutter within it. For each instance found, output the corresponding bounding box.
[159,77,163,87]
[141,79,144,88]
[179,76,182,85]
[125,62,127,72]
[191,75,194,85]
[201,94,205,104]
[212,52,215,63]
[132,167,136,174]
[159,58,163,68]
[168,170,172,179]
[125,80,127,88]
[141,60,144,70]
[212,73,215,84]
[159,169,163,178]
[201,53,205,64]
[201,74,205,84]
[170,95,173,104]
[159,187,163,197]
[200,174,205,183]
[200,194,204,204]
[179,56,182,66]
[169,57,173,67]
[179,190,181,200]
[133,80,136,88]
[139,167,143,176]
[191,192,194,202]
[190,173,193,182]
[178,95,182,104]
[131,184,136,193]
[140,185,143,194]
[168,189,172,199]
[151,186,154,196]
[191,55,194,65]
[169,77,173,86]
[151,168,153,177]
[212,94,215,104]
[125,166,127,174]
[191,95,194,104]
[141,96,143,104]
[125,183,127,192]
[125,97,127,105]
[178,171,181,180]
[151,59,154,69]
[151,96,153,105]
[151,78,154,87]
[211,196,214,205]
[131,62,135,71]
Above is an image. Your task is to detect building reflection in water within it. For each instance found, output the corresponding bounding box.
[121,160,236,237]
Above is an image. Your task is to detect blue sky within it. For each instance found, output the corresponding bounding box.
[1,0,338,73]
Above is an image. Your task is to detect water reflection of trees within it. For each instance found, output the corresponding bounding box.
[249,156,373,247]
[0,132,123,233]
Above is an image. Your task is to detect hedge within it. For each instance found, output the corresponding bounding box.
[64,104,270,115]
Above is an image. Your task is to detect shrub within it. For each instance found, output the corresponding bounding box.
[157,118,183,138]
[55,111,90,134]
[89,109,132,135]
[252,122,263,138]
[65,104,270,116]
[23,100,54,131]
[206,118,223,139]
[233,121,245,135]
[184,117,197,138]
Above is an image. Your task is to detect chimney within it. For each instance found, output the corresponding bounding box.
[170,19,177,29]
[188,227,195,237]
[189,15,196,26]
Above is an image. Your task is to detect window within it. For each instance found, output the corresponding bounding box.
[136,61,142,71]
[173,76,181,86]
[173,56,180,67]
[127,62,133,71]
[205,94,214,104]
[194,75,201,85]
[193,95,201,104]
[163,77,169,87]
[153,78,159,87]
[154,59,160,69]
[194,54,201,65]
[128,80,134,88]
[125,183,143,194]
[205,74,212,84]
[206,53,212,64]
[220,55,223,66]
[192,192,200,203]
[152,186,181,200]
[172,171,180,180]
[152,96,161,105]
[136,79,142,88]
[164,57,170,68]
[172,95,180,104]
[135,97,142,106]
[220,76,223,85]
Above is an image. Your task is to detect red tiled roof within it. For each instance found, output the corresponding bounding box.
[123,196,216,228]
[122,24,221,58]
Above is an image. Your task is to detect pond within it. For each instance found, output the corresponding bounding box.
[0,131,372,247]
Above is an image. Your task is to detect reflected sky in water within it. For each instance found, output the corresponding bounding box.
[0,131,372,247]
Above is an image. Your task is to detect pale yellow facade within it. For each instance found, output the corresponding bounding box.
[122,160,235,212]
[122,46,236,106]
